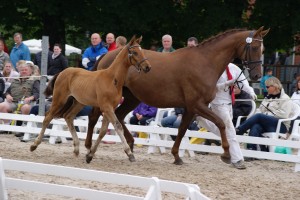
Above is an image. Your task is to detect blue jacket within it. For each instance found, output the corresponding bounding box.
[82,42,108,70]
[10,43,31,68]
[133,103,157,118]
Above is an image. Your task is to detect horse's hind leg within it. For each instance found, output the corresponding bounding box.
[30,110,54,151]
[85,107,102,150]
[64,102,84,156]
[86,113,109,163]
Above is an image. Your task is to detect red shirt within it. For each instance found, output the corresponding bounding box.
[108,42,117,51]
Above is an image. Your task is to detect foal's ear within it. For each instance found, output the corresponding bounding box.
[129,35,137,45]
[136,36,143,44]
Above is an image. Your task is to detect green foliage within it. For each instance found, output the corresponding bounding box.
[0,0,299,53]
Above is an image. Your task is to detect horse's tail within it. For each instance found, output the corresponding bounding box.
[44,73,59,97]
[53,96,75,118]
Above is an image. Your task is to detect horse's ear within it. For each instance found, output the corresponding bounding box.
[136,36,143,44]
[254,26,269,38]
[261,28,270,37]
[129,35,137,45]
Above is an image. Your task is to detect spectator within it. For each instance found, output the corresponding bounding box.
[157,34,175,52]
[236,77,293,152]
[260,68,273,97]
[116,36,127,48]
[0,63,40,126]
[161,108,199,141]
[232,85,253,127]
[0,38,10,72]
[106,33,117,51]
[0,37,9,53]
[187,37,198,47]
[82,33,108,70]
[0,73,5,103]
[130,102,157,126]
[197,63,256,169]
[47,43,68,75]
[10,33,31,69]
[34,42,53,70]
[1,61,20,93]
[289,73,300,96]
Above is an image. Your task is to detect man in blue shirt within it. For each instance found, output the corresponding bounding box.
[10,33,31,69]
[260,68,273,97]
[82,33,108,70]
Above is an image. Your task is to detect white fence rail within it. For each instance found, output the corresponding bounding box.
[0,113,300,172]
[0,158,209,200]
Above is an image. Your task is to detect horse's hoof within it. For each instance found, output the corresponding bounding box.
[30,145,37,152]
[173,158,184,165]
[86,154,93,163]
[128,154,136,162]
[220,154,231,164]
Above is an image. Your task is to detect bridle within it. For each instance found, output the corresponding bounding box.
[242,31,263,72]
[127,44,148,72]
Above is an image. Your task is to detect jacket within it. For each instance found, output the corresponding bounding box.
[133,103,157,118]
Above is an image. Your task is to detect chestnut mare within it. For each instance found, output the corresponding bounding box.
[86,27,269,165]
[30,36,151,162]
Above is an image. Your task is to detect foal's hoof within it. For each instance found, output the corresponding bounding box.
[86,154,93,163]
[30,145,37,152]
[220,153,231,164]
[128,154,136,162]
[173,158,184,165]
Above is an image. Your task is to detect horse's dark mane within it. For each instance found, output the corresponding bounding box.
[198,28,247,47]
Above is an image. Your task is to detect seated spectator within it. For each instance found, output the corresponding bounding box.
[161,107,199,141]
[116,36,127,48]
[130,102,157,126]
[106,33,117,51]
[187,37,198,47]
[232,85,253,127]
[157,34,175,52]
[1,61,20,93]
[0,73,5,102]
[0,38,10,72]
[260,68,273,97]
[0,63,40,127]
[236,77,293,152]
[286,79,300,139]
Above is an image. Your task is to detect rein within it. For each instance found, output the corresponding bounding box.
[127,45,148,72]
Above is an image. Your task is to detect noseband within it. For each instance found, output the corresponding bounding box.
[127,45,148,72]
[242,31,263,72]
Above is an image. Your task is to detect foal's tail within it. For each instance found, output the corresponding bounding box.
[44,73,59,97]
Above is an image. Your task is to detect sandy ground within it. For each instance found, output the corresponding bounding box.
[1,134,300,200]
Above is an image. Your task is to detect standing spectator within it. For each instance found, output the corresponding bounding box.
[116,36,127,48]
[82,33,108,71]
[34,42,53,70]
[47,43,68,75]
[0,63,40,125]
[236,77,293,152]
[106,33,117,51]
[157,34,175,52]
[187,37,198,47]
[130,102,157,126]
[1,61,19,93]
[0,37,9,53]
[198,63,256,169]
[10,33,31,69]
[0,38,10,72]
[260,68,273,97]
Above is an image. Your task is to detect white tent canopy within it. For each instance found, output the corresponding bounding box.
[23,39,82,56]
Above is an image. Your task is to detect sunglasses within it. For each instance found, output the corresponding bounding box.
[266,85,274,89]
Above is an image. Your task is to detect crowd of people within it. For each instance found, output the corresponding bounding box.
[0,31,298,170]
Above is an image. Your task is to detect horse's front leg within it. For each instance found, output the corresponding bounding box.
[85,107,102,150]
[86,114,110,163]
[171,112,194,165]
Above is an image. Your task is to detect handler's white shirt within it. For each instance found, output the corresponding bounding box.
[212,63,255,105]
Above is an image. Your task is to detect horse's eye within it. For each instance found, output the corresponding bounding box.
[132,51,138,56]
[252,46,259,51]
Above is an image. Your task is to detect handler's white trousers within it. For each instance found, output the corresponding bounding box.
[198,103,244,163]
